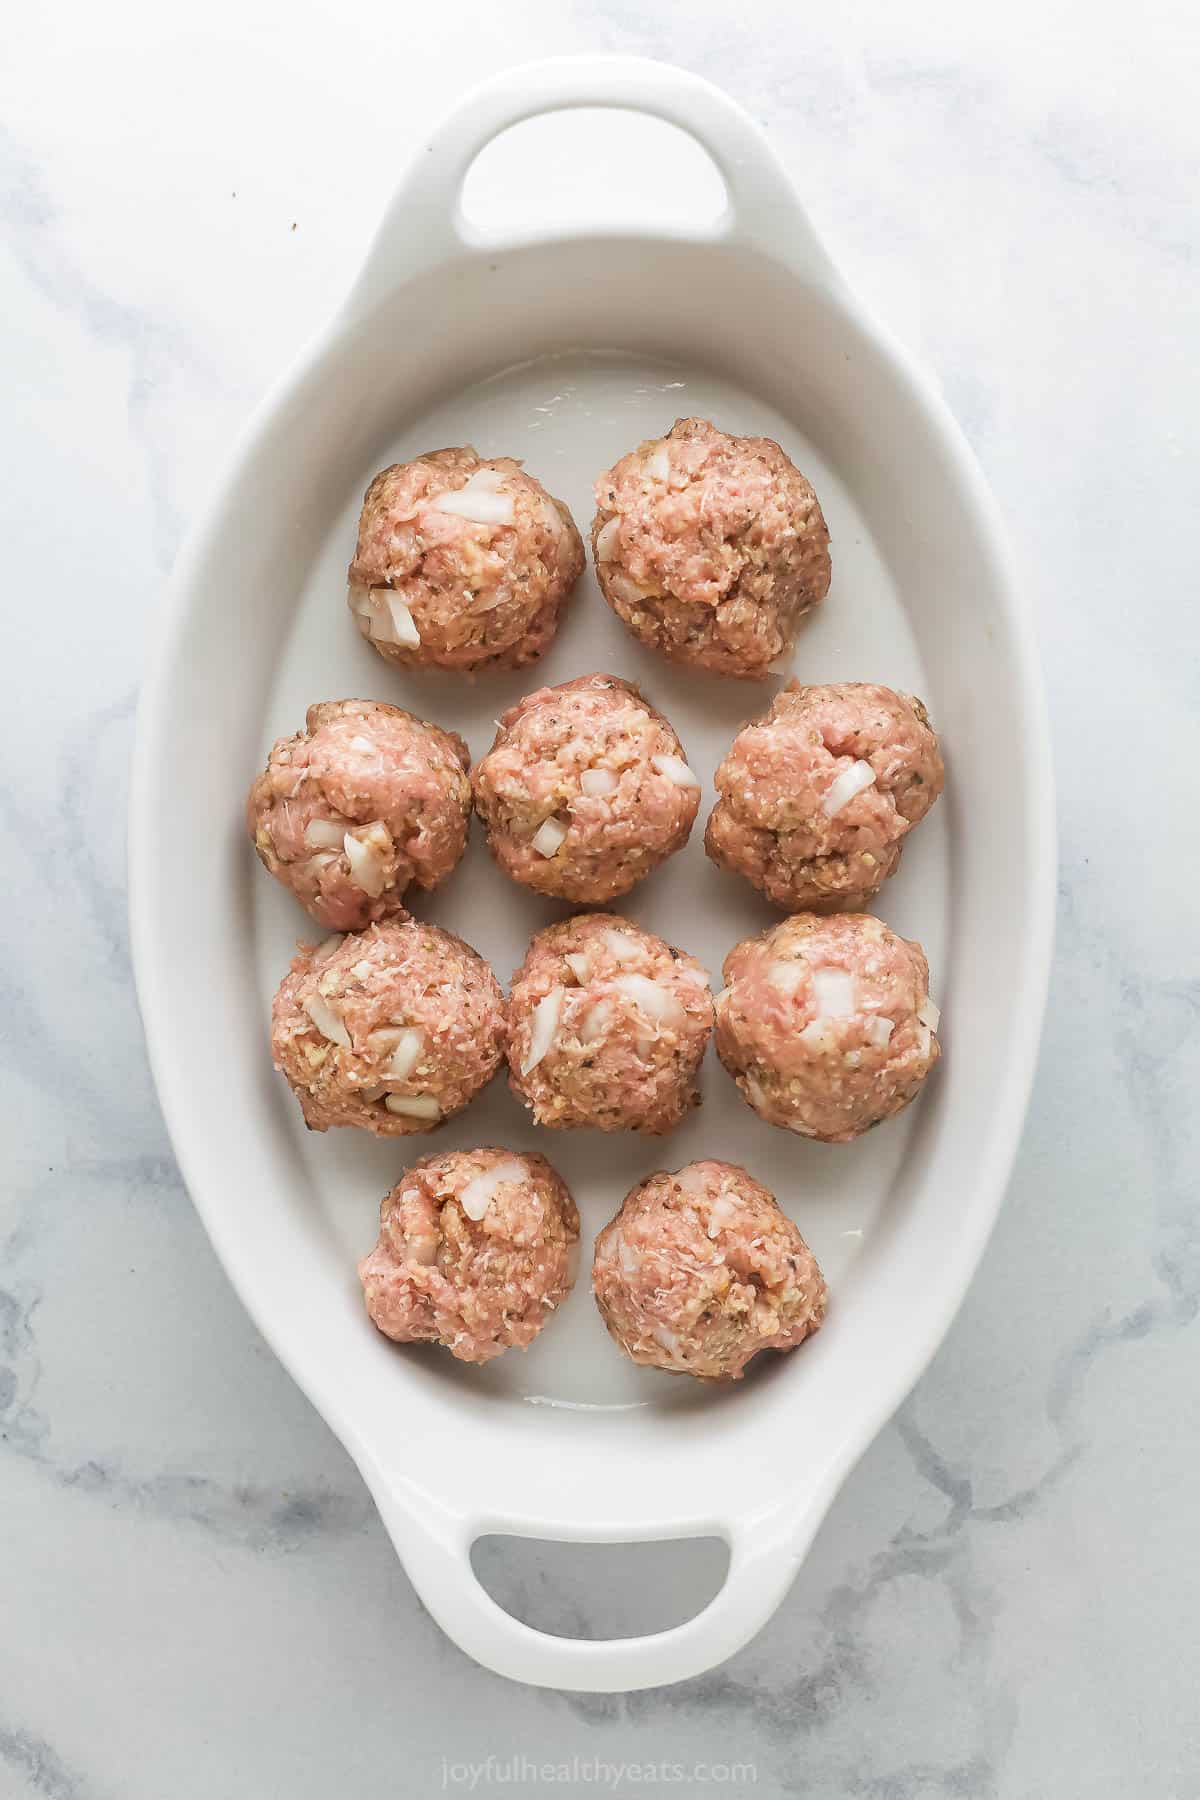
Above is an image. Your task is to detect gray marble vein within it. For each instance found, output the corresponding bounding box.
[1,2,1197,1796]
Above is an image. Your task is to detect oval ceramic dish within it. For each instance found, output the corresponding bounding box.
[129,57,1054,1691]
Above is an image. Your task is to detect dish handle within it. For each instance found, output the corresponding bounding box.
[368,1478,823,1692]
[343,54,837,315]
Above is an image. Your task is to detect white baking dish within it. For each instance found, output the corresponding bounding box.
[129,56,1054,1691]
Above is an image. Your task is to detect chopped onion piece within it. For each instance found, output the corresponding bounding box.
[383,593,420,647]
[766,961,806,996]
[822,759,876,817]
[865,1015,895,1049]
[563,952,591,984]
[459,1156,527,1222]
[917,1024,933,1060]
[812,968,857,1018]
[456,465,507,495]
[383,1093,441,1120]
[651,752,700,788]
[314,934,344,963]
[362,587,395,637]
[799,1018,837,1053]
[618,1236,639,1274]
[531,816,567,858]
[349,735,375,753]
[594,516,621,562]
[302,994,351,1048]
[579,999,612,1045]
[652,1324,681,1356]
[428,469,515,525]
[602,928,639,963]
[606,570,651,609]
[674,1165,708,1196]
[344,831,387,897]
[521,986,563,1075]
[362,588,420,648]
[348,582,372,618]
[303,819,345,850]
[614,974,685,1030]
[645,447,671,481]
[917,997,941,1033]
[579,766,618,797]
[384,1028,423,1081]
[707,1195,739,1238]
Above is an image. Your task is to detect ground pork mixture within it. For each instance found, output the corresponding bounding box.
[706,681,943,911]
[472,673,700,902]
[270,920,505,1135]
[715,912,941,1142]
[592,1160,827,1380]
[591,416,831,679]
[506,914,714,1134]
[247,699,471,929]
[348,446,583,672]
[358,1146,579,1364]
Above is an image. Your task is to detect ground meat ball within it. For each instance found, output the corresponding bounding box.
[706,682,944,912]
[507,914,714,1134]
[246,700,471,930]
[358,1147,579,1364]
[348,447,584,672]
[715,913,941,1143]
[591,417,831,680]
[592,1161,827,1381]
[270,921,505,1135]
[471,674,701,903]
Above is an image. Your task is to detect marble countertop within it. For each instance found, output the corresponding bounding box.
[3,1,1197,1794]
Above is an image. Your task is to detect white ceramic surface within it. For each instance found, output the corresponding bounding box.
[128,56,1053,1690]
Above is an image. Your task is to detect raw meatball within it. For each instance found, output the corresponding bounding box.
[247,699,471,930]
[507,914,714,1134]
[347,447,584,672]
[270,921,505,1135]
[472,674,701,903]
[716,913,941,1143]
[592,1161,827,1381]
[592,416,831,680]
[706,681,944,912]
[358,1147,580,1364]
